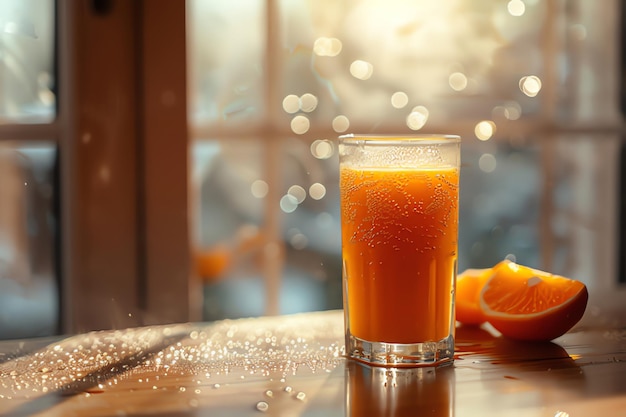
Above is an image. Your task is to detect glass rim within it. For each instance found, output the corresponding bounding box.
[338,133,461,144]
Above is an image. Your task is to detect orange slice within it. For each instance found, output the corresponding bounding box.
[479,260,588,341]
[456,268,493,326]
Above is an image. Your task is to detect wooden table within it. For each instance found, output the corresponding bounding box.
[0,309,625,416]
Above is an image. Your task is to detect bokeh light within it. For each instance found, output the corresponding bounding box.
[492,103,522,121]
[391,91,409,109]
[519,75,542,97]
[507,0,526,17]
[478,153,497,173]
[290,232,309,250]
[448,72,468,91]
[280,194,298,213]
[475,120,496,141]
[332,115,350,132]
[350,60,374,80]
[492,106,507,119]
[310,139,334,159]
[299,93,318,113]
[288,185,307,204]
[251,180,269,198]
[309,183,326,200]
[505,102,522,120]
[282,94,300,114]
[313,37,342,57]
[406,106,429,130]
[291,115,310,134]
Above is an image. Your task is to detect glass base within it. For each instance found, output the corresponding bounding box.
[346,334,454,367]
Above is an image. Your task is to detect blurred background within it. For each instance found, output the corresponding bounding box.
[0,0,623,339]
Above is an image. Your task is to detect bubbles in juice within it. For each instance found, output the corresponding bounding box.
[341,166,459,344]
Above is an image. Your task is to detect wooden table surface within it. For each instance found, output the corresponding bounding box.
[0,308,625,416]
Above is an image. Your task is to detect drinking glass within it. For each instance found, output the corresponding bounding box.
[339,134,461,367]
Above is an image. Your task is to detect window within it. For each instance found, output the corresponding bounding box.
[1,0,622,338]
[188,0,623,320]
[1,0,192,338]
[0,0,57,339]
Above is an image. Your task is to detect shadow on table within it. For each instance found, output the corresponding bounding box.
[0,336,64,366]
[455,324,583,370]
[455,324,589,401]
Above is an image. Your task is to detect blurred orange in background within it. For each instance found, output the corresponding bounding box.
[195,225,267,282]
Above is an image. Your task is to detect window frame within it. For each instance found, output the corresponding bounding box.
[55,0,197,333]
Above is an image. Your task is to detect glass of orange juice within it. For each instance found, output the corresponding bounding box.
[339,134,461,367]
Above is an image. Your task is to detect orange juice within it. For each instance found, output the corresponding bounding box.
[340,166,459,344]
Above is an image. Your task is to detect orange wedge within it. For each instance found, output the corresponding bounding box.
[479,260,588,341]
[456,268,493,326]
